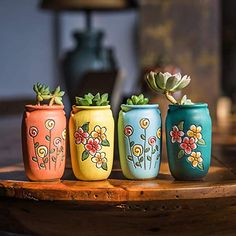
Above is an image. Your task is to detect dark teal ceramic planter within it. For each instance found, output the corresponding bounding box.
[166,103,212,180]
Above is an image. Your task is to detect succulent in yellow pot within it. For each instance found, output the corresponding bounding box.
[69,93,114,181]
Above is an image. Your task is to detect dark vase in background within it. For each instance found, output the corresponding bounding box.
[62,30,117,105]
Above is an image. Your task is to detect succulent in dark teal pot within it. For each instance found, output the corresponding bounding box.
[146,72,212,180]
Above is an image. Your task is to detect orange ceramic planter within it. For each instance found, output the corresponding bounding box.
[22,105,67,181]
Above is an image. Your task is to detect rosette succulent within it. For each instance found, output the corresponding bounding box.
[126,94,149,105]
[33,83,65,106]
[146,72,193,105]
[75,93,109,106]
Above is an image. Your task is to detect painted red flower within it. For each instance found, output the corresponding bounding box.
[170,126,184,143]
[148,136,156,146]
[180,137,197,154]
[74,128,89,144]
[85,138,101,156]
[124,125,133,136]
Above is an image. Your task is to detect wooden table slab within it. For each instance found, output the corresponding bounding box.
[1,115,236,235]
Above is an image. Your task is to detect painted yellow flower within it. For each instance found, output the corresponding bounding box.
[139,118,150,129]
[132,144,143,157]
[187,152,203,168]
[37,145,48,158]
[91,152,107,169]
[157,127,161,139]
[187,125,202,141]
[62,129,66,140]
[91,125,107,141]
[45,119,55,130]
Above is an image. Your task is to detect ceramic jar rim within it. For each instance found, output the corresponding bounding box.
[72,105,111,110]
[168,103,208,109]
[25,104,64,111]
[121,104,159,109]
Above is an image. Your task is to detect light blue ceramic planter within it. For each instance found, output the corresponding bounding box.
[166,103,212,180]
[118,104,162,179]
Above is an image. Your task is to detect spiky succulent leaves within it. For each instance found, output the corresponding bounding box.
[75,93,110,106]
[33,83,51,104]
[126,94,149,105]
[146,72,163,92]
[180,95,193,105]
[49,86,65,106]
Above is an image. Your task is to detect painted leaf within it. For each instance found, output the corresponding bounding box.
[82,150,89,161]
[45,135,51,141]
[136,162,141,167]
[156,145,159,151]
[147,156,151,161]
[101,139,110,147]
[34,142,39,148]
[52,156,57,162]
[178,150,185,159]
[130,141,135,147]
[139,156,144,162]
[156,154,160,160]
[128,155,133,161]
[140,134,146,140]
[152,149,156,154]
[145,147,150,152]
[44,157,49,163]
[198,162,204,171]
[50,149,55,154]
[197,139,206,146]
[32,157,38,162]
[101,162,108,171]
[40,163,45,168]
[81,122,89,132]
[178,121,184,131]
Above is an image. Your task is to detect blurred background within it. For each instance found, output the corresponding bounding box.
[0,0,236,119]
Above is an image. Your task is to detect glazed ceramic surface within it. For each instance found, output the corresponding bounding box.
[118,104,162,179]
[22,105,66,181]
[69,105,114,181]
[166,103,212,180]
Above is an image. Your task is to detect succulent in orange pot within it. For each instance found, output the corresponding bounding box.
[22,83,67,181]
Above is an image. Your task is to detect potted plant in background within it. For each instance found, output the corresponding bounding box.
[22,83,66,181]
[146,72,212,180]
[69,93,114,181]
[118,94,162,180]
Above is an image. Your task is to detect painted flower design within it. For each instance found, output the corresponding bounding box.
[62,129,66,140]
[148,136,156,146]
[170,126,184,143]
[29,126,38,138]
[132,144,143,157]
[187,152,203,168]
[85,138,101,156]
[91,125,107,141]
[187,125,202,141]
[74,128,89,144]
[45,119,55,130]
[157,128,161,139]
[139,118,150,129]
[53,137,62,147]
[124,125,133,136]
[91,152,107,168]
[37,145,48,158]
[180,137,197,154]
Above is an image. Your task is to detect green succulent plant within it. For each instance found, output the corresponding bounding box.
[75,93,110,106]
[33,83,65,106]
[146,71,193,105]
[126,94,149,105]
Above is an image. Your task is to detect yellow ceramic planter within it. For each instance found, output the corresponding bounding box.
[69,105,114,180]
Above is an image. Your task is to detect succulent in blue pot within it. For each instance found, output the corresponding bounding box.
[118,94,162,180]
[146,72,212,180]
